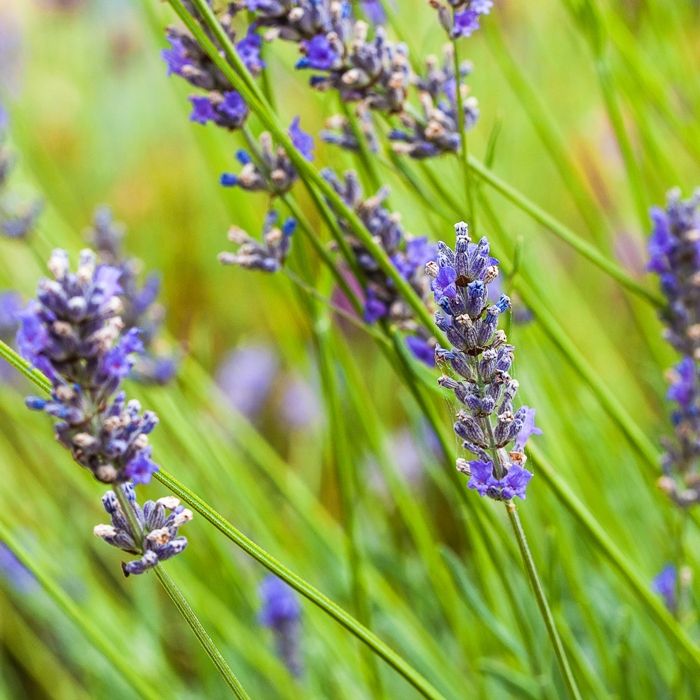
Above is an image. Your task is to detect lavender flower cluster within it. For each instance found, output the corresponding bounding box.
[162,4,255,130]
[259,575,303,676]
[648,189,700,507]
[322,169,437,363]
[245,0,481,160]
[87,207,178,385]
[431,0,493,39]
[16,249,191,575]
[431,222,540,500]
[18,249,159,485]
[93,484,191,576]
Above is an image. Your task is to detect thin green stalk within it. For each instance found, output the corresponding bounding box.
[0,519,161,700]
[154,567,251,700]
[483,20,607,245]
[505,503,582,700]
[451,35,476,230]
[113,485,249,698]
[530,446,700,674]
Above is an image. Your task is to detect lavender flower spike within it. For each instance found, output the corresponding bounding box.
[259,575,303,676]
[94,484,191,576]
[431,222,537,501]
[17,249,160,484]
[219,211,295,272]
[647,189,700,507]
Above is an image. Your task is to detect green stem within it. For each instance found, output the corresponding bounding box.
[505,503,582,700]
[154,567,251,700]
[451,36,476,231]
[0,518,161,700]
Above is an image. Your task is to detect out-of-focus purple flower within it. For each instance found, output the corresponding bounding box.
[280,374,321,429]
[289,116,314,161]
[647,189,700,508]
[0,543,36,592]
[433,0,493,39]
[219,211,295,272]
[297,35,340,70]
[362,0,387,24]
[94,484,191,576]
[86,207,178,386]
[259,575,303,676]
[652,565,677,612]
[18,249,160,485]
[406,335,435,366]
[363,289,389,323]
[216,343,279,419]
[237,29,265,74]
[0,291,22,337]
[432,222,536,501]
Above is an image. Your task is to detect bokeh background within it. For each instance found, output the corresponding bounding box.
[0,0,699,697]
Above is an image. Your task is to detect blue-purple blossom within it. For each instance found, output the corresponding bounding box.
[17,249,160,484]
[647,189,700,507]
[652,565,677,612]
[297,35,339,70]
[406,335,435,366]
[219,211,295,272]
[236,29,265,74]
[389,48,479,159]
[259,575,303,676]
[94,484,191,576]
[87,207,178,386]
[362,0,388,25]
[216,343,279,419]
[220,130,299,195]
[280,374,321,429]
[433,0,493,38]
[288,116,315,161]
[432,222,537,501]
[0,542,36,592]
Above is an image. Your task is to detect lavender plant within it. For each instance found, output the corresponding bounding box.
[430,221,539,499]
[648,189,700,507]
[86,207,178,385]
[430,0,493,39]
[94,484,191,576]
[17,249,160,485]
[259,575,303,677]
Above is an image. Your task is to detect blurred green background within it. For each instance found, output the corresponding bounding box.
[0,0,699,698]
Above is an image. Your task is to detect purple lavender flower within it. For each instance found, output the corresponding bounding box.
[0,542,36,592]
[17,249,160,484]
[297,35,340,70]
[433,0,493,38]
[280,374,321,429]
[219,211,295,272]
[259,575,303,676]
[647,189,700,507]
[652,565,677,612]
[220,128,300,195]
[288,116,314,161]
[93,484,191,576]
[406,335,435,366]
[389,48,479,159]
[86,207,178,385]
[236,28,265,74]
[362,0,388,25]
[216,343,279,419]
[162,9,254,131]
[431,222,537,501]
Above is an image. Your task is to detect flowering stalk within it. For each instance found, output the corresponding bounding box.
[647,189,700,508]
[432,222,581,699]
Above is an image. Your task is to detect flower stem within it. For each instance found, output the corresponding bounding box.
[154,567,251,699]
[504,502,583,700]
[451,34,477,231]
